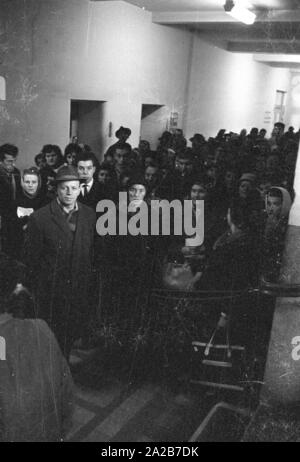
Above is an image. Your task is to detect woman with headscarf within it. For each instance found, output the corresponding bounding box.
[97,175,155,347]
[262,186,292,281]
[6,167,49,259]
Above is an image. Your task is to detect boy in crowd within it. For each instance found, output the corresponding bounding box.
[76,151,102,210]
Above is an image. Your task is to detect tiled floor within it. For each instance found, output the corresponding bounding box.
[66,347,249,442]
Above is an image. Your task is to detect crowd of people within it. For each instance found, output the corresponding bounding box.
[0,121,297,440]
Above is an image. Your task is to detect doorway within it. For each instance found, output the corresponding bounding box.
[273,90,286,124]
[140,104,167,150]
[70,100,106,156]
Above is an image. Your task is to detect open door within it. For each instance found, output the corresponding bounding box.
[140,104,167,150]
[70,100,106,157]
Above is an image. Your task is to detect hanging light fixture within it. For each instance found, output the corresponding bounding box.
[224,0,256,25]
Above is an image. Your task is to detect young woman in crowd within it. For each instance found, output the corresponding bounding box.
[63,143,83,166]
[97,175,160,351]
[5,167,49,259]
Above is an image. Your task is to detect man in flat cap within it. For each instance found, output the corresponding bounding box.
[23,165,96,359]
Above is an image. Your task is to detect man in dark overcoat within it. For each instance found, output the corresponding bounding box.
[23,165,96,358]
[0,143,22,256]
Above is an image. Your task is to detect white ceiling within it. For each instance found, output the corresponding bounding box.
[98,1,300,66]
[100,0,299,12]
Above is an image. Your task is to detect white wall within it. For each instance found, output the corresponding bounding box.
[0,0,295,169]
[0,0,192,167]
[140,105,170,150]
[285,71,300,130]
[184,36,291,140]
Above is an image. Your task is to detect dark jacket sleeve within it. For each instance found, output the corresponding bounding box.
[22,213,44,281]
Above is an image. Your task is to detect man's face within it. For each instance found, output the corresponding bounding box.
[45,151,58,167]
[1,154,16,173]
[128,184,146,203]
[121,175,130,190]
[144,156,153,169]
[225,171,235,188]
[77,160,95,183]
[145,166,158,186]
[104,154,114,166]
[175,157,193,175]
[46,175,56,193]
[259,182,271,200]
[36,156,46,170]
[205,152,216,166]
[57,180,81,207]
[276,125,284,136]
[266,195,282,219]
[114,149,129,168]
[206,166,217,180]
[191,184,207,203]
[259,129,266,138]
[118,132,129,143]
[239,180,253,199]
[98,169,110,184]
[138,141,150,154]
[192,138,203,149]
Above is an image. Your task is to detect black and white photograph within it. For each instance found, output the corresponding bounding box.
[0,0,300,445]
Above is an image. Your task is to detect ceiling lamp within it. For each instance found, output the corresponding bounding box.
[224,0,256,25]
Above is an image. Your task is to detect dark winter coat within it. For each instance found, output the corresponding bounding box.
[77,180,103,210]
[23,199,96,337]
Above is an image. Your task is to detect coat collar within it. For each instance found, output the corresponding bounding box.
[49,198,86,240]
[50,199,76,236]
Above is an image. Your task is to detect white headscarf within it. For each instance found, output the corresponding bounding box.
[265,186,292,219]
